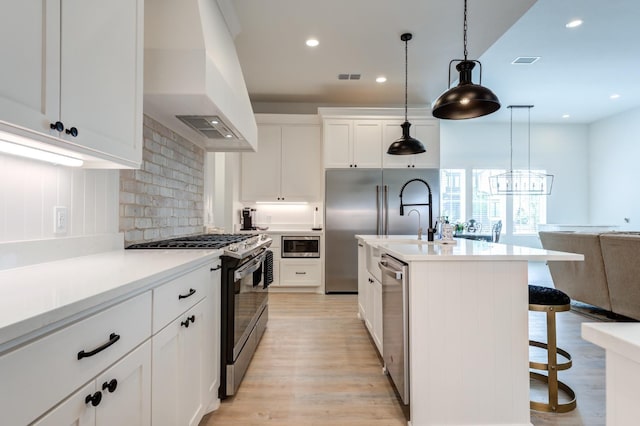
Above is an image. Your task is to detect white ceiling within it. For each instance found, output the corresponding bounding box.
[230,0,640,124]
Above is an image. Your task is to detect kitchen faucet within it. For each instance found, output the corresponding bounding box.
[399,178,435,241]
[407,209,422,240]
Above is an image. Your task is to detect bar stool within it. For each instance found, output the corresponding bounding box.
[528,285,577,413]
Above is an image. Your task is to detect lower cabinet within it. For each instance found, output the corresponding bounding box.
[33,340,151,426]
[357,243,383,355]
[279,259,322,287]
[152,300,207,426]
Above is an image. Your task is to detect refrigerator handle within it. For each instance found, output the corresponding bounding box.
[384,185,389,235]
[376,185,381,235]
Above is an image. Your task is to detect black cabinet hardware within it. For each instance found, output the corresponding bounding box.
[295,271,307,275]
[49,121,64,132]
[85,391,102,407]
[178,288,196,300]
[210,265,221,271]
[181,315,196,328]
[65,127,78,137]
[102,379,118,393]
[77,333,120,360]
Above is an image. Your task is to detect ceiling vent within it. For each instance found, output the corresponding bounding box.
[512,56,540,65]
[176,116,237,140]
[338,73,361,80]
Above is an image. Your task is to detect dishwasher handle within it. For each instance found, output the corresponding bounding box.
[378,259,403,280]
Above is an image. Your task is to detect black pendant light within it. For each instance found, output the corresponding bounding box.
[432,0,501,120]
[387,33,426,155]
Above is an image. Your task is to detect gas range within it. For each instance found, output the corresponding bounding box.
[126,233,272,259]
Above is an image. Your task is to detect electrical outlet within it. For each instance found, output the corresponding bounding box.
[54,206,68,234]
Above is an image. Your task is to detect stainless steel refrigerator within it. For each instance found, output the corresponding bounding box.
[324,168,440,293]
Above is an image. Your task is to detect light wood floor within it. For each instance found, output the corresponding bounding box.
[201,291,607,426]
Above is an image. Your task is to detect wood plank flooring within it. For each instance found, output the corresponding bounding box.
[201,290,607,426]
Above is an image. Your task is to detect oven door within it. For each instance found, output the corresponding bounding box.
[282,236,320,258]
[232,251,268,361]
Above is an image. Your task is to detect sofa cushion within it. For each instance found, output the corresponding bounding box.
[599,233,640,321]
[539,231,612,310]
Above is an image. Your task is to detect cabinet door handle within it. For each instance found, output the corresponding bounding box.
[65,126,78,137]
[181,315,195,328]
[102,379,118,393]
[295,271,307,275]
[77,333,120,360]
[210,265,221,271]
[49,121,64,132]
[178,288,196,299]
[85,391,102,407]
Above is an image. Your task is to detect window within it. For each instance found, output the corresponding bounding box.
[440,169,465,223]
[440,168,548,238]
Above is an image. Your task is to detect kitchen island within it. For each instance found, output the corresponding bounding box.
[357,236,583,426]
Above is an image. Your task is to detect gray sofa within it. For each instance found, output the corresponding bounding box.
[539,231,640,320]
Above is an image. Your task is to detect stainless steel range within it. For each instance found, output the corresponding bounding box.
[127,233,273,398]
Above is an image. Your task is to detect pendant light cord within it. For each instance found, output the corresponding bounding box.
[509,106,513,171]
[463,0,468,60]
[404,36,408,121]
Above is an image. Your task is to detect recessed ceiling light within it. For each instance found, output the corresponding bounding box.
[210,119,219,125]
[305,39,319,47]
[562,114,570,119]
[565,19,583,28]
[610,93,620,99]
[224,134,233,138]
[376,76,387,83]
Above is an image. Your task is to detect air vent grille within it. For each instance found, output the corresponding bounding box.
[176,115,237,140]
[338,73,361,80]
[512,56,540,65]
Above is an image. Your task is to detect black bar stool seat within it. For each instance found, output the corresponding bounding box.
[528,285,577,413]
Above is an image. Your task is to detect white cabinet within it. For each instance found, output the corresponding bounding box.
[34,341,152,426]
[151,262,219,426]
[357,242,368,319]
[0,0,143,168]
[152,300,207,426]
[323,119,382,168]
[0,292,152,426]
[242,123,321,202]
[357,242,383,355]
[382,119,440,168]
[279,259,322,287]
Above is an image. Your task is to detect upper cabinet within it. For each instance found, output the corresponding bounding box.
[242,115,322,202]
[382,119,440,168]
[319,108,439,170]
[323,119,382,168]
[0,0,143,168]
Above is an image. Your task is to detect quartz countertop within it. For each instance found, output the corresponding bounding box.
[0,249,221,351]
[582,322,640,363]
[356,234,583,262]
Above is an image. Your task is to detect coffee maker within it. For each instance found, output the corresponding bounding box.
[240,207,256,230]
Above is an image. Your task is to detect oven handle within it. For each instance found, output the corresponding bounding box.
[234,252,267,281]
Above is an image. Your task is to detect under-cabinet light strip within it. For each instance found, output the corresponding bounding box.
[0,136,83,167]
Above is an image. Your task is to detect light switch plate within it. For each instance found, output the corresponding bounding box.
[54,206,68,234]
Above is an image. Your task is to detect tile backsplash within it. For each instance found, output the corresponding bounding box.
[119,115,205,245]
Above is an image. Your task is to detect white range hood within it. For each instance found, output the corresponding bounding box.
[144,0,257,152]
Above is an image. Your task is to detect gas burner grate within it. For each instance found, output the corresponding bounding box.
[126,233,257,249]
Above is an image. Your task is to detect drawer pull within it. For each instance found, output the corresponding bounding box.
[178,288,196,300]
[295,272,307,275]
[181,315,196,328]
[210,265,221,271]
[77,333,120,360]
[102,379,118,393]
[85,391,102,407]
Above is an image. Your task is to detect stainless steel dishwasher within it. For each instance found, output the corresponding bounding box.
[379,253,410,405]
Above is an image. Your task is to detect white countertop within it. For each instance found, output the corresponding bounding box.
[0,249,221,350]
[582,322,640,363]
[356,234,584,262]
[237,228,323,235]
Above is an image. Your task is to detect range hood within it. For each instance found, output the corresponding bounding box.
[143,0,257,152]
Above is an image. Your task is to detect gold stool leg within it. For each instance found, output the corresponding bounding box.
[529,306,576,413]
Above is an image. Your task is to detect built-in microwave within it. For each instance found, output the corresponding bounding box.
[281,236,320,258]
